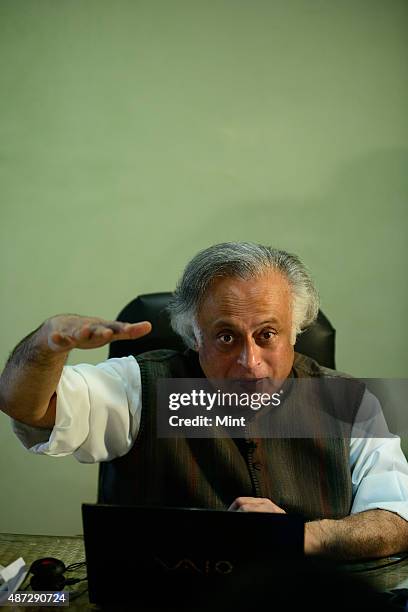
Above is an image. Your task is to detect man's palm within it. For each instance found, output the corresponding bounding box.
[46,315,152,352]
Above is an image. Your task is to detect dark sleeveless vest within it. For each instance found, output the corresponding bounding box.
[98,350,365,521]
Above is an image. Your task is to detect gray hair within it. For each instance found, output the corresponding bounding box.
[167,242,319,348]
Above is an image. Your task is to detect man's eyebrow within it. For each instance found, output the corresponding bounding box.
[211,320,236,329]
[211,318,281,329]
[255,319,281,327]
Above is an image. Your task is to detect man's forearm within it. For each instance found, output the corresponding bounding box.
[305,509,408,560]
[0,321,67,427]
[0,315,152,429]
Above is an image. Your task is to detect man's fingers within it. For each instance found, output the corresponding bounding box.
[124,321,152,338]
[76,320,152,343]
[227,500,239,511]
[49,332,76,348]
[228,497,254,511]
[87,324,114,338]
[228,496,286,514]
[69,325,91,341]
[48,317,153,351]
[100,322,125,333]
[108,321,152,341]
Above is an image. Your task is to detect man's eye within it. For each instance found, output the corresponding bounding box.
[260,330,276,341]
[219,334,234,344]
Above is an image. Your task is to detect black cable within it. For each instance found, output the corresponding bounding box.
[65,561,86,572]
[65,577,88,585]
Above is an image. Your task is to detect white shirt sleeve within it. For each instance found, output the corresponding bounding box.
[12,371,408,521]
[12,355,142,463]
[350,388,408,522]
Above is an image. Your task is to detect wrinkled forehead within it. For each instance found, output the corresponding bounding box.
[196,271,293,329]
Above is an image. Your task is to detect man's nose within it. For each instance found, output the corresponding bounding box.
[237,339,261,371]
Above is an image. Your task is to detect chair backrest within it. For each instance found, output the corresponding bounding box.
[108,292,336,369]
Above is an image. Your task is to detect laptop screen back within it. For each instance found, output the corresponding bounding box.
[82,504,304,607]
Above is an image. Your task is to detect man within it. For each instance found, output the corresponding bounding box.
[1,242,408,559]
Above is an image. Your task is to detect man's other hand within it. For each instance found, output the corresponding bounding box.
[228,497,286,513]
[45,315,152,353]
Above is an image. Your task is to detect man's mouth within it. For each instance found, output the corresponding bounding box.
[235,378,267,393]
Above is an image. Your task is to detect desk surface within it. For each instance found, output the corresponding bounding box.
[0,533,91,611]
[1,532,408,610]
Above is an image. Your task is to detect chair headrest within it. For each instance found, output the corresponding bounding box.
[108,292,335,369]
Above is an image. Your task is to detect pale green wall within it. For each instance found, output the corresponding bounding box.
[1,0,407,534]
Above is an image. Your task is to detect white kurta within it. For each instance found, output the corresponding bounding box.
[11,356,408,521]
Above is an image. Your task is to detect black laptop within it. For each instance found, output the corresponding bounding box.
[82,504,304,608]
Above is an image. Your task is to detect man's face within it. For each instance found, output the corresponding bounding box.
[195,271,295,384]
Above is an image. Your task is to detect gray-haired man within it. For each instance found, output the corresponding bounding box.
[1,242,407,559]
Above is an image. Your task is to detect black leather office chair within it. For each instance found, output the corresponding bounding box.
[107,292,336,368]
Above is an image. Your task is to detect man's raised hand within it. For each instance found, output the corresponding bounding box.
[45,315,152,353]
